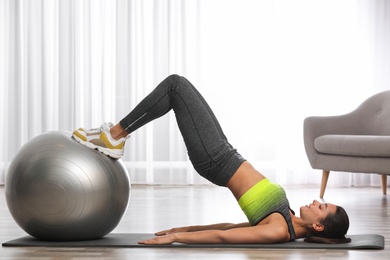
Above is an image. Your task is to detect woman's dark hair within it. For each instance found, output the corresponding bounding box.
[305,205,351,244]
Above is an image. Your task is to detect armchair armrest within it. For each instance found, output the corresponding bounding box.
[303,112,362,167]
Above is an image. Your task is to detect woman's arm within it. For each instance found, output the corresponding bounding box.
[139,224,289,245]
[155,222,250,236]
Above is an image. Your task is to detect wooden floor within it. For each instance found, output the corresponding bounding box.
[0,184,389,259]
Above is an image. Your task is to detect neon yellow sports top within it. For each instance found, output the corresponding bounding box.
[238,178,296,241]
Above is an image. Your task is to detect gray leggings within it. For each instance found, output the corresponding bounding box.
[120,74,246,186]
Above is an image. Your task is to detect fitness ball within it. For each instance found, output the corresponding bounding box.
[5,131,130,241]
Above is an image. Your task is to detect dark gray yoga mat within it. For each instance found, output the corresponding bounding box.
[2,233,384,250]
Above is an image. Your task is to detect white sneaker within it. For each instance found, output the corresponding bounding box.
[72,122,128,159]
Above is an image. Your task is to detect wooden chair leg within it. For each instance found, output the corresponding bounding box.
[320,170,330,199]
[381,175,387,195]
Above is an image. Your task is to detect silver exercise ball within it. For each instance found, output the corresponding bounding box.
[5,131,130,241]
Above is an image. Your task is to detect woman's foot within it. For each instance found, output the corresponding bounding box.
[72,122,129,159]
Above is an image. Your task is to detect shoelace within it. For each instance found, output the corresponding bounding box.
[87,122,113,134]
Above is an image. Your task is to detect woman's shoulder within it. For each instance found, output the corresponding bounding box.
[258,212,291,231]
[256,213,291,242]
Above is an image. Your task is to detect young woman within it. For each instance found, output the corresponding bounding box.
[73,74,350,245]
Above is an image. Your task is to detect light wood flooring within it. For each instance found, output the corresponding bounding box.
[1,184,389,259]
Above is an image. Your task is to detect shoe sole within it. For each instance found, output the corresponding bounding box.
[72,133,123,159]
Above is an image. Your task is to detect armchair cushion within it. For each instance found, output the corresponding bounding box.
[315,135,390,157]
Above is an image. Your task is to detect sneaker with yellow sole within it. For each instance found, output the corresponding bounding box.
[72,122,128,159]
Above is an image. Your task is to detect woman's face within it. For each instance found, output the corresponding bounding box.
[300,200,337,229]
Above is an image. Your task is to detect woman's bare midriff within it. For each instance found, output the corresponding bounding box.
[227,161,266,200]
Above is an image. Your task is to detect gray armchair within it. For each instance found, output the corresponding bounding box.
[304,90,390,198]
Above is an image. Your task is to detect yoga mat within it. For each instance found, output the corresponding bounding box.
[2,233,384,250]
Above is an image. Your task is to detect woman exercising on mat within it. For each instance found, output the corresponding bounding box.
[73,74,350,245]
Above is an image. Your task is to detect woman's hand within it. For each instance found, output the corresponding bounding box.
[139,226,193,245]
[138,234,175,245]
[155,226,193,236]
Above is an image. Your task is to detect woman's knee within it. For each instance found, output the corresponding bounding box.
[166,74,183,85]
[164,74,193,93]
